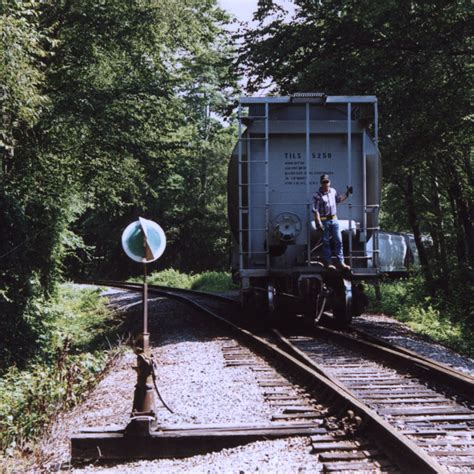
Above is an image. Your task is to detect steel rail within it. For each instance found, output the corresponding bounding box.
[315,326,474,402]
[84,279,446,473]
[148,286,447,473]
[272,328,474,473]
[83,279,473,399]
[351,326,474,378]
[79,279,239,306]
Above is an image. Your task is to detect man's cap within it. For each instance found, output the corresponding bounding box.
[320,174,330,183]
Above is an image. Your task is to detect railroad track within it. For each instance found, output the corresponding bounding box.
[274,330,474,472]
[79,280,473,472]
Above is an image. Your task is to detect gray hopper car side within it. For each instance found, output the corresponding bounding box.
[227,94,382,327]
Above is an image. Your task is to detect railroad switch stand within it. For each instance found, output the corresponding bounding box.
[70,281,324,463]
[126,350,157,436]
[131,352,155,415]
[70,218,323,462]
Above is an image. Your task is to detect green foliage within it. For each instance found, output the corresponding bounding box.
[57,0,238,277]
[0,350,109,456]
[138,268,195,289]
[191,271,237,292]
[0,0,56,368]
[130,269,236,292]
[1,0,238,369]
[157,123,237,273]
[0,285,125,458]
[0,272,54,369]
[400,305,471,356]
[367,277,473,356]
[367,276,423,315]
[44,284,122,354]
[0,0,48,133]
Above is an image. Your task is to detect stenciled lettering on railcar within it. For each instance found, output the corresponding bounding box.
[283,151,332,185]
[312,152,332,160]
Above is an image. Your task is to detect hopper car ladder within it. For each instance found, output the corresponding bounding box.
[345,98,380,274]
[237,102,270,271]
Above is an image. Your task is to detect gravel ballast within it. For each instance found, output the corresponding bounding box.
[23,287,473,472]
[222,289,474,375]
[32,290,321,472]
[352,313,474,376]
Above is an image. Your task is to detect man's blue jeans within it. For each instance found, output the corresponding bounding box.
[322,219,344,265]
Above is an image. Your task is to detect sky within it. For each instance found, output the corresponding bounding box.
[218,0,259,24]
[218,0,296,94]
[218,0,296,29]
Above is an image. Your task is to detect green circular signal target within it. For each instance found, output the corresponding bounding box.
[121,217,166,263]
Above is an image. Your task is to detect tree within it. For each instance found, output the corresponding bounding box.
[0,0,238,368]
[49,0,238,277]
[0,0,56,367]
[239,0,473,288]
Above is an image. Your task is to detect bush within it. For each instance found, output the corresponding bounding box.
[48,284,121,353]
[400,304,471,354]
[0,349,110,456]
[0,284,125,459]
[367,275,423,315]
[131,268,195,289]
[0,274,56,371]
[130,269,236,292]
[366,275,473,357]
[191,271,237,292]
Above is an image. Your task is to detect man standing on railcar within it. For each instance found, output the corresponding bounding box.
[313,174,352,270]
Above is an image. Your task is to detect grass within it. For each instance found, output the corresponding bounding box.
[51,284,124,352]
[366,277,473,357]
[0,284,127,462]
[191,271,237,292]
[130,268,237,292]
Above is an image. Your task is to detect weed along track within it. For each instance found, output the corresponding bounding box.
[66,281,473,472]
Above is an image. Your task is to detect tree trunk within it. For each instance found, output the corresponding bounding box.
[448,163,474,268]
[453,192,473,268]
[430,178,448,275]
[1,112,14,175]
[405,174,433,284]
[448,194,466,267]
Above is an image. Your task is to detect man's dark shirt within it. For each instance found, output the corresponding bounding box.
[312,187,343,217]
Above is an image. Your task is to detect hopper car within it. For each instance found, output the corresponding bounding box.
[228,93,393,327]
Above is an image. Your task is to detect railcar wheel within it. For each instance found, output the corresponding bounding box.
[320,278,352,329]
[265,281,285,325]
[331,279,353,328]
